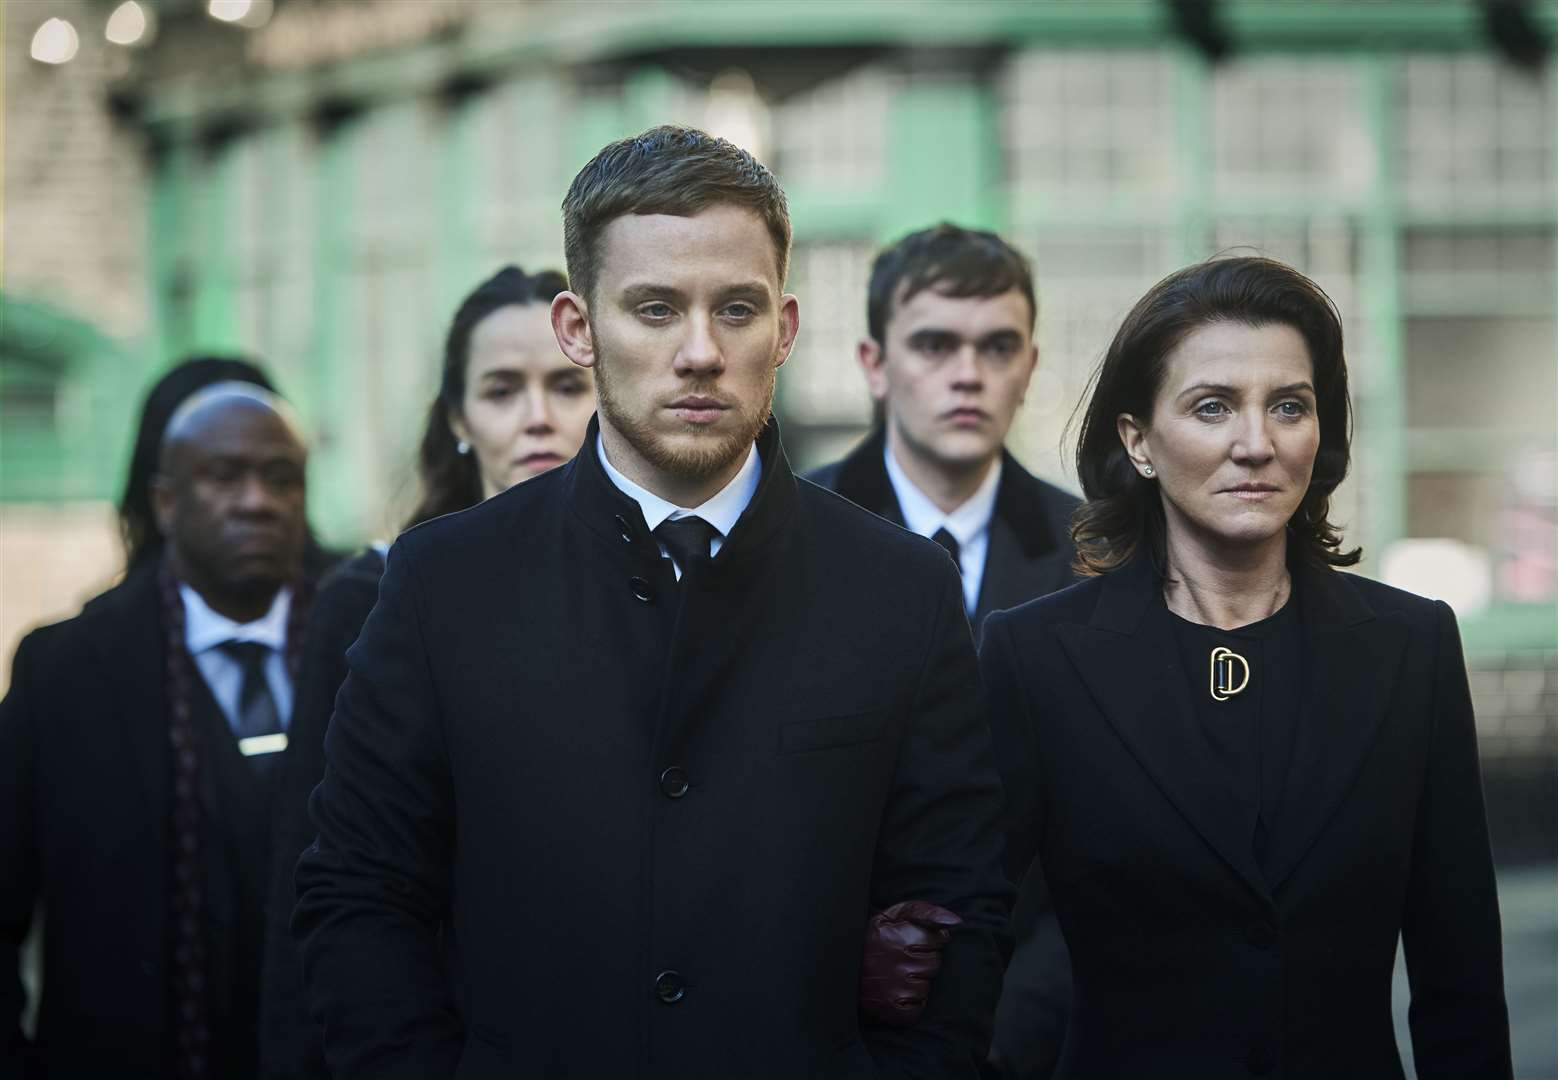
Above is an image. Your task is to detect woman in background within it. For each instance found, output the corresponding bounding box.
[259,264,591,1079]
[982,256,1510,1078]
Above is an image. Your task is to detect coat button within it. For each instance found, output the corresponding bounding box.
[629,576,654,603]
[1246,921,1277,948]
[614,514,634,543]
[1245,1044,1276,1075]
[659,766,689,799]
[654,969,685,1004]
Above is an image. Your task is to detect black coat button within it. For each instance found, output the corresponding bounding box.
[659,766,689,799]
[1245,1044,1276,1075]
[614,514,634,543]
[629,576,654,603]
[1246,921,1277,948]
[654,969,685,1004]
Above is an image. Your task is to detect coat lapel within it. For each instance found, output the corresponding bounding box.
[1263,565,1408,889]
[83,567,171,827]
[1057,555,1271,904]
[827,426,905,527]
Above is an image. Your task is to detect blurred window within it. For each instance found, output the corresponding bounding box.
[469,76,567,265]
[1397,55,1554,212]
[1014,226,1180,486]
[1401,227,1556,315]
[774,65,895,192]
[1002,48,1180,210]
[779,241,876,427]
[1209,58,1372,202]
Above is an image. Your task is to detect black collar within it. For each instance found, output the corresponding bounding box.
[566,412,798,578]
[830,425,1063,559]
[1089,545,1376,639]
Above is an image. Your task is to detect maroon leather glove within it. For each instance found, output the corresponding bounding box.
[858,900,963,1025]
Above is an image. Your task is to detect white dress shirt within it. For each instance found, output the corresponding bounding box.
[597,433,762,578]
[884,444,1002,614]
[180,583,294,732]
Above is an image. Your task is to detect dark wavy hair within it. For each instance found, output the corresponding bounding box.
[405,264,570,529]
[1070,256,1361,575]
[120,356,276,572]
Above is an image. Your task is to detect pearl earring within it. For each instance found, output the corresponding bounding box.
[457,440,471,456]
[1143,465,1155,477]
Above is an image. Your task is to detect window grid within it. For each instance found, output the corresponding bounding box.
[1002,49,1180,207]
[1397,55,1555,212]
[1209,58,1373,201]
[780,242,876,424]
[774,65,896,192]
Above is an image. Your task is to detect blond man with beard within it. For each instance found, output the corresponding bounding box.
[294,126,1012,1079]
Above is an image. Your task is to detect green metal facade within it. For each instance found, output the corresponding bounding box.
[3,0,1554,655]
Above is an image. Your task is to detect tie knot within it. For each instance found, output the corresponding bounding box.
[217,640,271,671]
[931,527,962,571]
[654,515,719,571]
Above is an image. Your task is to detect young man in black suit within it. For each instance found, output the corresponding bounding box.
[809,224,1079,630]
[809,224,1080,1079]
[293,126,1012,1079]
[2,382,322,1078]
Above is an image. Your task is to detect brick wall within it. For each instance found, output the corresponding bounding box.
[3,0,148,340]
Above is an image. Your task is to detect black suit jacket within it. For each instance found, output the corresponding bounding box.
[810,427,1079,1079]
[805,426,1080,629]
[293,418,1013,1079]
[981,554,1512,1079]
[1,556,331,1079]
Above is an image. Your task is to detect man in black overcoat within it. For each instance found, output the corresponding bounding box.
[807,224,1079,1078]
[292,126,1012,1079]
[2,383,326,1078]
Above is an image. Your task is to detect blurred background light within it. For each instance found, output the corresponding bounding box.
[209,0,274,30]
[30,18,80,65]
[704,70,771,166]
[106,2,156,48]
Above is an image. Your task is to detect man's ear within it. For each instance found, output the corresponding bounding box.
[1116,412,1153,477]
[774,293,800,370]
[858,337,889,403]
[150,473,177,538]
[551,291,595,369]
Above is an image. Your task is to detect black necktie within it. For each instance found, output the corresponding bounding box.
[654,516,719,578]
[218,640,283,759]
[932,527,962,573]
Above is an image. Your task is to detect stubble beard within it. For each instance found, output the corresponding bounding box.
[593,340,776,483]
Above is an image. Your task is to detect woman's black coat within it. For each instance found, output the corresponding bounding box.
[980,553,1511,1080]
[293,419,1013,1079]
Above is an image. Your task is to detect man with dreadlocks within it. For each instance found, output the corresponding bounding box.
[2,381,323,1079]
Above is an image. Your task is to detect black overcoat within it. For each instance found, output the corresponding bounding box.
[1,555,331,1079]
[809,427,1081,1079]
[293,418,1013,1079]
[981,553,1512,1079]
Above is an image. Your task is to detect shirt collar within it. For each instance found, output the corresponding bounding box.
[180,583,292,657]
[596,432,762,540]
[883,441,1003,549]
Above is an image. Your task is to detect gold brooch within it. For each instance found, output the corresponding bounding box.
[1210,647,1250,702]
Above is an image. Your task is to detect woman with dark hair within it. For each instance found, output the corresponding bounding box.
[981,256,1510,1077]
[259,265,591,1079]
